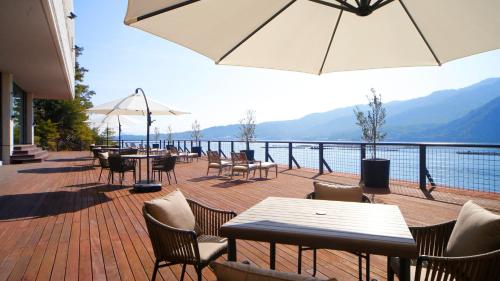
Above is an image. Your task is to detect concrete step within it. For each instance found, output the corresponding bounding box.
[12,147,42,155]
[10,147,49,164]
[13,144,37,151]
[11,150,48,159]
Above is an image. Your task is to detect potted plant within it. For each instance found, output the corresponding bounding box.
[166,124,175,149]
[190,120,203,156]
[153,127,160,149]
[354,88,389,188]
[238,109,257,161]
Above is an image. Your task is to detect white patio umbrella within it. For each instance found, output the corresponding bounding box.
[88,115,139,147]
[124,0,500,74]
[88,89,190,191]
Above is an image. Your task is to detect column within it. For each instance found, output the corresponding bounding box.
[26,93,34,145]
[1,73,14,164]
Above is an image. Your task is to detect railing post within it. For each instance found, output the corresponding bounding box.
[208,141,211,151]
[190,140,193,150]
[288,142,293,169]
[265,142,269,162]
[231,141,234,153]
[419,145,427,190]
[218,141,222,155]
[360,144,366,182]
[319,143,324,174]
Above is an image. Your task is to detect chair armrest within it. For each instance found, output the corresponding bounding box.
[410,220,456,257]
[187,199,237,236]
[143,208,199,263]
[415,249,500,281]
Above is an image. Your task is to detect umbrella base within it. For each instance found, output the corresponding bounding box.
[133,180,162,192]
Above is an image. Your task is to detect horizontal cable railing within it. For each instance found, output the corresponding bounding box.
[114,139,500,194]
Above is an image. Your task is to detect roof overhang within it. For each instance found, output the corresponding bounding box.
[0,0,75,100]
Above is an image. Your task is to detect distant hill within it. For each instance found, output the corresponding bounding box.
[121,78,500,143]
[403,96,500,143]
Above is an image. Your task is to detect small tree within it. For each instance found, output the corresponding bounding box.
[191,120,202,143]
[238,110,257,150]
[154,127,160,142]
[354,88,387,159]
[166,125,173,145]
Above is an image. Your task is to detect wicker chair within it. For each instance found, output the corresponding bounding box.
[143,199,236,281]
[388,220,500,281]
[97,152,110,182]
[207,151,232,176]
[230,152,259,180]
[298,190,371,280]
[153,156,177,184]
[108,155,136,185]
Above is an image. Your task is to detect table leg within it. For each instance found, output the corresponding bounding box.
[227,238,237,262]
[398,257,411,281]
[270,242,276,270]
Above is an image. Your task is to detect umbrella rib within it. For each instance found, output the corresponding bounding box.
[398,0,441,66]
[319,10,343,75]
[216,0,297,64]
[131,0,200,24]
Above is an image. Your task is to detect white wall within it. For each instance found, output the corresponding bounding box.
[1,73,13,164]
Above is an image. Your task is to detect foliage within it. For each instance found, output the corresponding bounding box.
[166,125,174,144]
[154,127,160,141]
[34,46,98,150]
[191,120,202,142]
[238,110,256,150]
[354,88,387,158]
[34,119,60,150]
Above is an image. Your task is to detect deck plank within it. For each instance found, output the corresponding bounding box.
[0,151,498,281]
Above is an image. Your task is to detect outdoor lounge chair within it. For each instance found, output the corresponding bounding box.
[170,147,189,162]
[388,200,500,281]
[97,152,110,182]
[108,154,136,185]
[211,261,338,281]
[230,152,259,180]
[207,151,232,176]
[298,181,371,280]
[152,156,177,184]
[143,190,236,281]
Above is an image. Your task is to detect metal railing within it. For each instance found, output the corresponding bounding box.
[116,139,500,194]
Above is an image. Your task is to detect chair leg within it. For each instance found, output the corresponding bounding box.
[275,165,278,178]
[196,266,202,281]
[166,172,171,185]
[206,167,210,176]
[297,246,302,274]
[173,170,177,183]
[151,260,159,281]
[180,264,187,281]
[99,168,103,181]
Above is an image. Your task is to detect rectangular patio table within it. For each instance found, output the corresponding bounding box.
[219,197,417,281]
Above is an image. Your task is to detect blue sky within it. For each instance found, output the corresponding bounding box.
[76,0,500,135]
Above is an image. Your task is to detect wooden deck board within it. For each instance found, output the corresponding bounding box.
[0,151,498,281]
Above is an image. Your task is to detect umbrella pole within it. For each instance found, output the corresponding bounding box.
[106,125,109,146]
[133,88,161,192]
[118,116,121,153]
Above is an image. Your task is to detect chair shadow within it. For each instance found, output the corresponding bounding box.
[187,175,222,182]
[46,157,91,162]
[211,179,252,188]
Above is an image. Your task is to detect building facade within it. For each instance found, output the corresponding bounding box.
[0,0,75,164]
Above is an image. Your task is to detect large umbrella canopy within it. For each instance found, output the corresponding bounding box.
[89,115,139,129]
[124,0,500,74]
[88,92,189,116]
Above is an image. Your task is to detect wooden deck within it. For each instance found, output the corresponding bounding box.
[0,151,498,281]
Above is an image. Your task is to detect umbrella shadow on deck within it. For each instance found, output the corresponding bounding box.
[0,184,114,221]
[17,166,94,174]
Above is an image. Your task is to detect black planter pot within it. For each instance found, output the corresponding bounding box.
[191,146,202,157]
[362,158,390,188]
[240,150,255,162]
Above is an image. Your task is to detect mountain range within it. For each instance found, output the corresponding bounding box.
[122,78,500,143]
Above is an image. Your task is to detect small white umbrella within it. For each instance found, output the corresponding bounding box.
[124,0,500,74]
[88,115,139,146]
[88,89,190,191]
